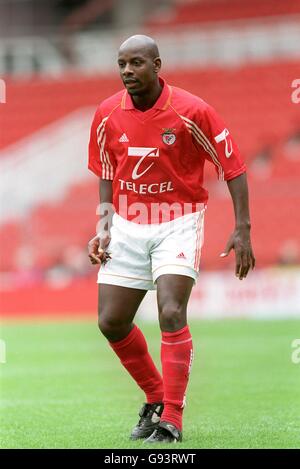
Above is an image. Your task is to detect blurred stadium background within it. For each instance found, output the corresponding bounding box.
[1,0,300,450]
[0,0,299,319]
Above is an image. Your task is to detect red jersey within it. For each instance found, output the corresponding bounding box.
[88,77,246,223]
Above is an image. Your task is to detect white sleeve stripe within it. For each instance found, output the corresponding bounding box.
[96,116,114,179]
[180,115,218,159]
[99,129,110,179]
[179,115,219,160]
[185,123,223,176]
[184,122,215,159]
[171,106,224,180]
[99,132,107,178]
[96,117,108,137]
[106,151,113,180]
[183,121,224,180]
[100,132,114,179]
[190,125,224,180]
[97,118,108,148]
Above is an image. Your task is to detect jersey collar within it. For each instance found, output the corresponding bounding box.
[121,77,172,111]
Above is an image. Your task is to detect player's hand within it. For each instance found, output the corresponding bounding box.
[220,228,255,280]
[88,234,111,265]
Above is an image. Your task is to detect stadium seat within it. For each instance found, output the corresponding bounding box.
[145,0,300,28]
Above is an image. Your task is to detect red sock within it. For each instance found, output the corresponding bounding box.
[160,325,194,431]
[109,325,164,404]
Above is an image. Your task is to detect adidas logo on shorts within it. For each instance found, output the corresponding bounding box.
[176,252,186,259]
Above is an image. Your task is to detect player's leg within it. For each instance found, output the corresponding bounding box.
[145,211,203,443]
[98,283,146,342]
[154,274,194,443]
[156,273,193,332]
[98,283,164,438]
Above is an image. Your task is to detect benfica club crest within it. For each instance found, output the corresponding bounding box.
[162,128,176,145]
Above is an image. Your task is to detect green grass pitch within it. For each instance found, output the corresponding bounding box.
[0,319,299,449]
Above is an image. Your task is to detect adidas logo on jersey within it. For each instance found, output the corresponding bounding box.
[176,252,186,259]
[119,133,129,143]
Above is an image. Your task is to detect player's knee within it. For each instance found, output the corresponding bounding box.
[158,303,186,331]
[98,315,117,337]
[98,314,130,341]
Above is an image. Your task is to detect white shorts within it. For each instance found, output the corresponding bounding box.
[97,208,205,290]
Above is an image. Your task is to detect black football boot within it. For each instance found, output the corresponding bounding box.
[144,421,182,443]
[130,402,164,440]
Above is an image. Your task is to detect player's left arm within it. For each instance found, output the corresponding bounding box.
[221,173,255,280]
[193,102,255,279]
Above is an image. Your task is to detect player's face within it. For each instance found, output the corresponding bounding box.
[118,49,160,96]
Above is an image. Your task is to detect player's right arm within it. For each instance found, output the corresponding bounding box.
[88,179,114,265]
[87,106,116,265]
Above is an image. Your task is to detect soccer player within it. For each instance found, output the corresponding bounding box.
[88,35,255,443]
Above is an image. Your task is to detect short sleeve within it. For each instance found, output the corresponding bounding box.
[193,103,246,181]
[88,108,116,180]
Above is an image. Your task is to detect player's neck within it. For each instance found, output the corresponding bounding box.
[132,80,162,112]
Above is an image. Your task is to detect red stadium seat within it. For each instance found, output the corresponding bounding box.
[145,0,300,28]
